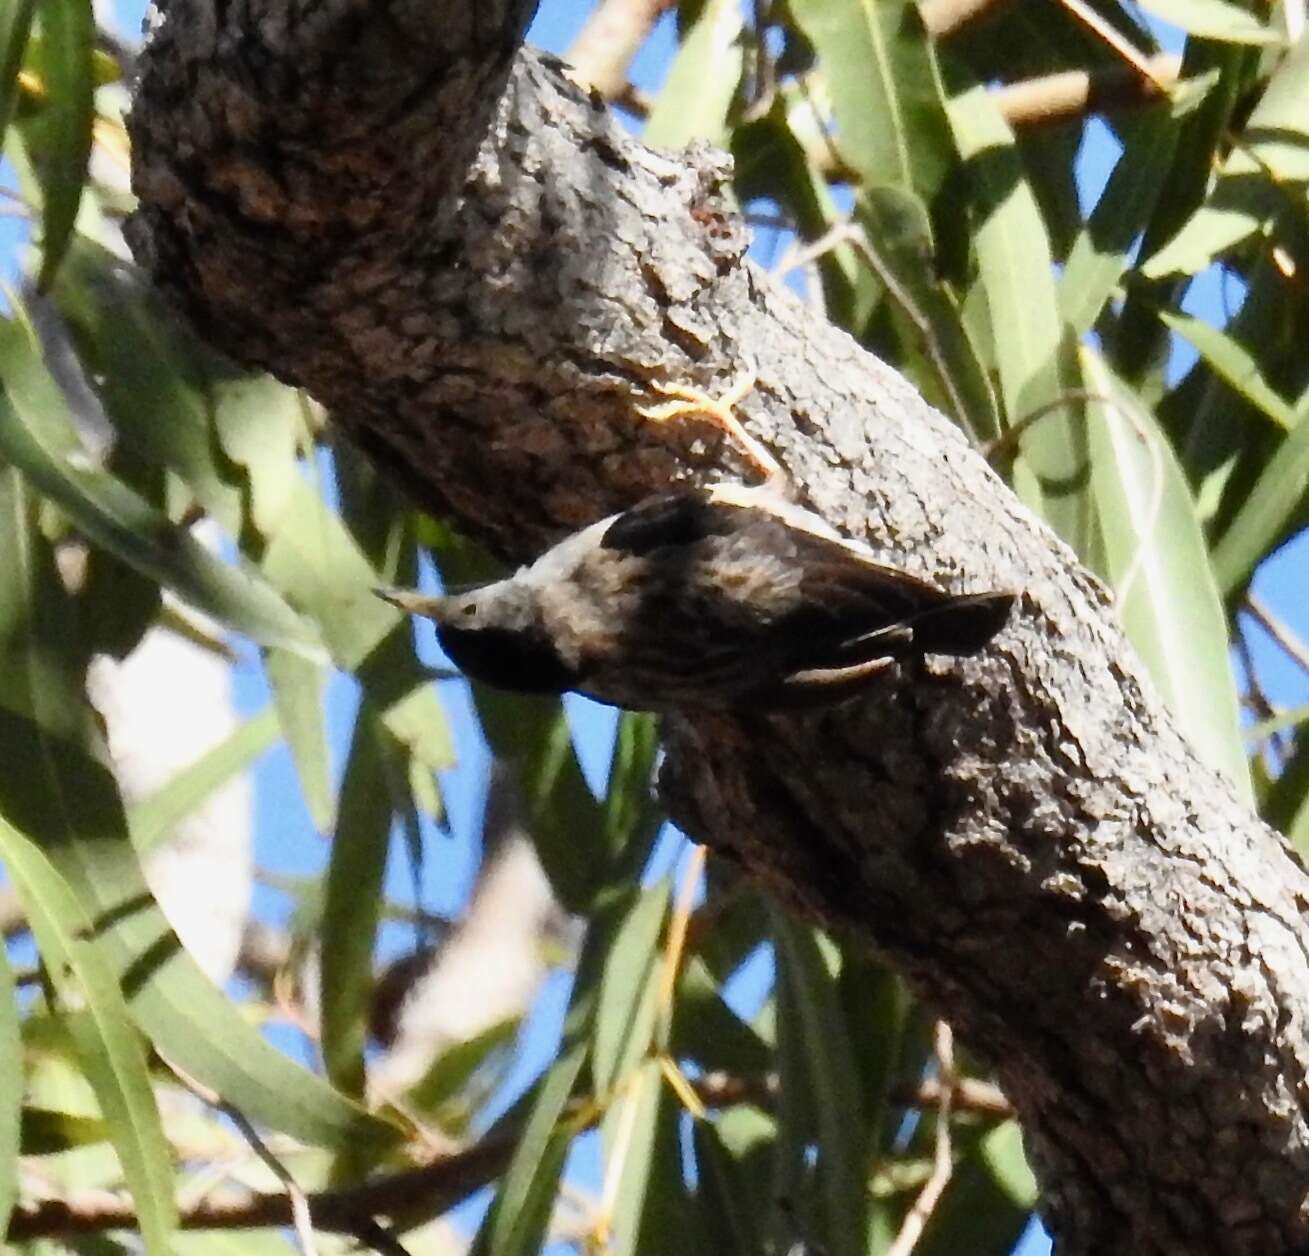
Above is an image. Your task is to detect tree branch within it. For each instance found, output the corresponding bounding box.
[126,2,1309,1250]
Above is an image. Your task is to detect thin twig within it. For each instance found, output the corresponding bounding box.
[886,1022,956,1256]
[1247,595,1309,678]
[168,1066,319,1256]
[1057,0,1172,91]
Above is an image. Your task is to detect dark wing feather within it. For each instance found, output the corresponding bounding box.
[601,490,734,556]
[765,527,1013,663]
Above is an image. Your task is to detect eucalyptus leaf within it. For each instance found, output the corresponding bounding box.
[0,314,325,660]
[26,0,92,288]
[0,813,177,1254]
[1081,348,1251,798]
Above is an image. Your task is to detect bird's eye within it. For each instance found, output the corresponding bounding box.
[464,603,477,618]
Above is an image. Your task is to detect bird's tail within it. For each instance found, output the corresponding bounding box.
[909,591,1015,656]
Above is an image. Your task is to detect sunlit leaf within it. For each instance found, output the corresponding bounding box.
[1145,38,1309,276]
[946,79,1088,556]
[1058,112,1180,337]
[1135,0,1283,46]
[0,813,177,1253]
[26,0,92,288]
[1158,309,1296,430]
[789,0,954,201]
[1081,348,1251,798]
[264,650,335,832]
[600,1058,663,1256]
[0,469,396,1152]
[1211,396,1309,596]
[644,0,742,149]
[126,707,279,854]
[593,881,669,1096]
[319,708,391,1098]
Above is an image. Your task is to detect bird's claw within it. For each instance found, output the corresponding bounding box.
[635,369,783,488]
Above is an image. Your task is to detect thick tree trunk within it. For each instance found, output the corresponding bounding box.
[126,2,1309,1251]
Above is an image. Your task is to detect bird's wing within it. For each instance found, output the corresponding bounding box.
[600,490,735,555]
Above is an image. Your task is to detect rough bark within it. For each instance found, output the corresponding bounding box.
[126,2,1309,1251]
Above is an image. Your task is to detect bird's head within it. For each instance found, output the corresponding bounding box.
[375,583,577,695]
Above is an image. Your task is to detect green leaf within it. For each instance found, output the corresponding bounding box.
[692,1118,768,1254]
[946,79,1088,555]
[1081,348,1252,798]
[0,314,325,660]
[406,1018,519,1120]
[20,1106,110,1153]
[1058,112,1180,338]
[1134,0,1283,45]
[0,0,37,138]
[1145,38,1309,276]
[855,185,1001,442]
[264,650,335,831]
[1268,733,1309,853]
[671,956,772,1077]
[319,708,391,1098]
[0,468,397,1152]
[481,1040,587,1256]
[644,0,743,149]
[473,688,607,912]
[600,1058,663,1256]
[788,0,954,201]
[126,707,280,854]
[1158,309,1296,430]
[771,909,867,1256]
[27,0,92,288]
[1211,397,1309,595]
[260,477,451,769]
[593,882,670,1096]
[0,931,19,1235]
[919,1119,1036,1256]
[52,241,246,532]
[0,813,177,1253]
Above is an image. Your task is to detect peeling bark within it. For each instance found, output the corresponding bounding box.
[126,3,1309,1250]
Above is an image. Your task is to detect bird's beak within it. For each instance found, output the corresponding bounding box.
[374,586,443,617]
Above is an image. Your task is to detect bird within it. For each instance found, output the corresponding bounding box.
[377,482,1013,715]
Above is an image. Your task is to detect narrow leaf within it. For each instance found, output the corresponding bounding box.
[1081,348,1251,797]
[126,707,279,854]
[771,909,867,1256]
[600,1059,663,1256]
[1058,112,1179,337]
[0,315,325,660]
[0,469,396,1152]
[0,0,37,137]
[788,0,954,201]
[1145,38,1309,276]
[0,813,177,1253]
[644,0,742,149]
[28,0,92,288]
[1211,395,1309,595]
[1158,310,1296,430]
[265,650,334,831]
[1135,0,1283,45]
[483,1041,587,1256]
[946,80,1088,555]
[0,934,19,1235]
[319,709,392,1097]
[593,881,670,1096]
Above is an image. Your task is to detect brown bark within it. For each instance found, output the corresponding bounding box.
[125,3,1309,1252]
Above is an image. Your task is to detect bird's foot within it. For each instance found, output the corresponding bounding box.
[635,369,784,489]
